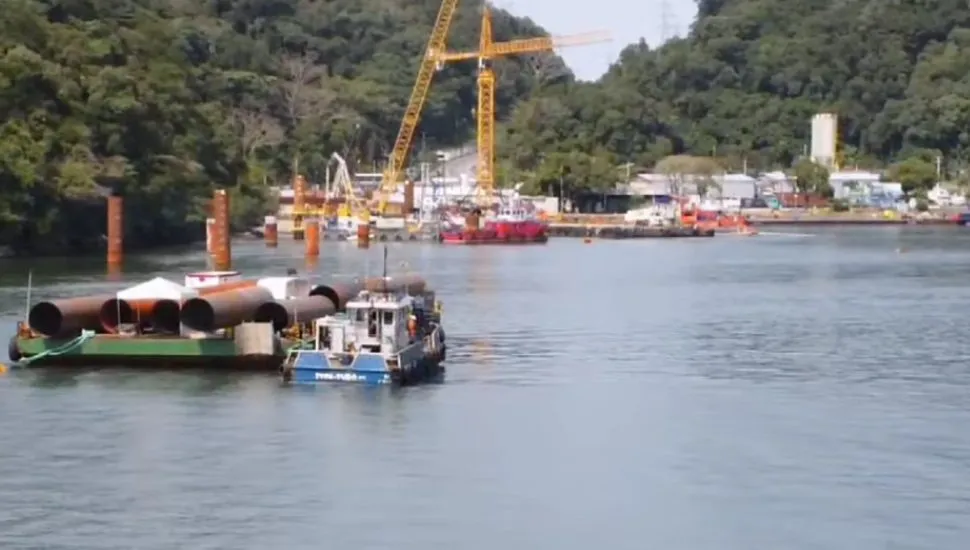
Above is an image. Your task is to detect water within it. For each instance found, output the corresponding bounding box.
[1,227,969,549]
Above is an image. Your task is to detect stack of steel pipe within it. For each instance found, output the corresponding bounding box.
[308,281,364,311]
[253,295,336,331]
[28,295,113,337]
[146,280,258,334]
[179,286,271,332]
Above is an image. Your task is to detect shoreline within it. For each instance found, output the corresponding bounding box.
[748,217,953,226]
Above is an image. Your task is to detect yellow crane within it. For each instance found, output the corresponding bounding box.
[373,0,460,216]
[437,5,610,200]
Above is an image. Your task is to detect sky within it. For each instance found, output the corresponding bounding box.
[491,0,697,81]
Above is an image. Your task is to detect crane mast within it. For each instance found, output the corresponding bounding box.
[437,6,610,200]
[376,0,460,215]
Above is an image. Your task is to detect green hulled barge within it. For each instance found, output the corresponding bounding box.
[6,270,429,372]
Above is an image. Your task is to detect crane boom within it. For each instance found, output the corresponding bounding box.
[377,0,459,214]
[436,6,610,198]
[438,31,612,62]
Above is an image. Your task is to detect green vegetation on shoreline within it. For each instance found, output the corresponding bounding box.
[0,0,555,256]
[501,0,970,199]
[4,0,970,257]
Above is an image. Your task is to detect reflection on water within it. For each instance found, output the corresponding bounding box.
[1,227,970,549]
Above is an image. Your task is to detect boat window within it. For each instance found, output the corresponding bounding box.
[382,310,394,325]
[354,309,365,322]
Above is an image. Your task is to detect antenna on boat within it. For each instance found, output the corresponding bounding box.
[23,270,32,323]
[382,244,388,294]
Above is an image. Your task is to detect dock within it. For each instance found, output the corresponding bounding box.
[548,223,714,239]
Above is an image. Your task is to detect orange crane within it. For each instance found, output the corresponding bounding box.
[373,0,460,216]
[437,5,610,200]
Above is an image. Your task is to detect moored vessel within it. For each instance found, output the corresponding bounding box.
[439,201,547,244]
[4,270,401,372]
[281,272,445,385]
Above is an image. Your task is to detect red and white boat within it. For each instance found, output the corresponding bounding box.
[439,201,548,245]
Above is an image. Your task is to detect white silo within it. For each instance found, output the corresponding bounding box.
[810,113,837,168]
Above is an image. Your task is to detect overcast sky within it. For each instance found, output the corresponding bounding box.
[491,0,697,81]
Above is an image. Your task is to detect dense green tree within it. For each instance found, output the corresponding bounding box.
[886,157,938,196]
[498,0,970,191]
[0,0,556,255]
[793,159,831,199]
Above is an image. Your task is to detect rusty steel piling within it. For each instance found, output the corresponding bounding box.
[292,174,307,240]
[210,189,231,270]
[403,181,415,215]
[205,218,215,255]
[305,217,320,257]
[264,215,278,247]
[106,195,123,269]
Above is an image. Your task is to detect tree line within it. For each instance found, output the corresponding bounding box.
[5,0,970,255]
[499,0,970,200]
[0,0,554,255]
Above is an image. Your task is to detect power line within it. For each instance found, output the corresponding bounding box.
[660,0,672,42]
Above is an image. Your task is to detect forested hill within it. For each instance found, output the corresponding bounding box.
[0,0,559,255]
[500,0,970,195]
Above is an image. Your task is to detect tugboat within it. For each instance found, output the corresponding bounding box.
[281,250,446,385]
[439,200,547,244]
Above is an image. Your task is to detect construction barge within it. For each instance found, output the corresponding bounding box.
[7,268,445,385]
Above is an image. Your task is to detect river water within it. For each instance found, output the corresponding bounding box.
[0,226,968,549]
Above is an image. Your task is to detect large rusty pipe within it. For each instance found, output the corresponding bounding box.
[28,294,112,337]
[179,287,272,332]
[254,295,336,331]
[364,274,427,295]
[150,299,182,334]
[309,281,364,310]
[99,298,156,333]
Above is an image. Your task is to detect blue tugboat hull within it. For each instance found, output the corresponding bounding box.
[286,343,445,385]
